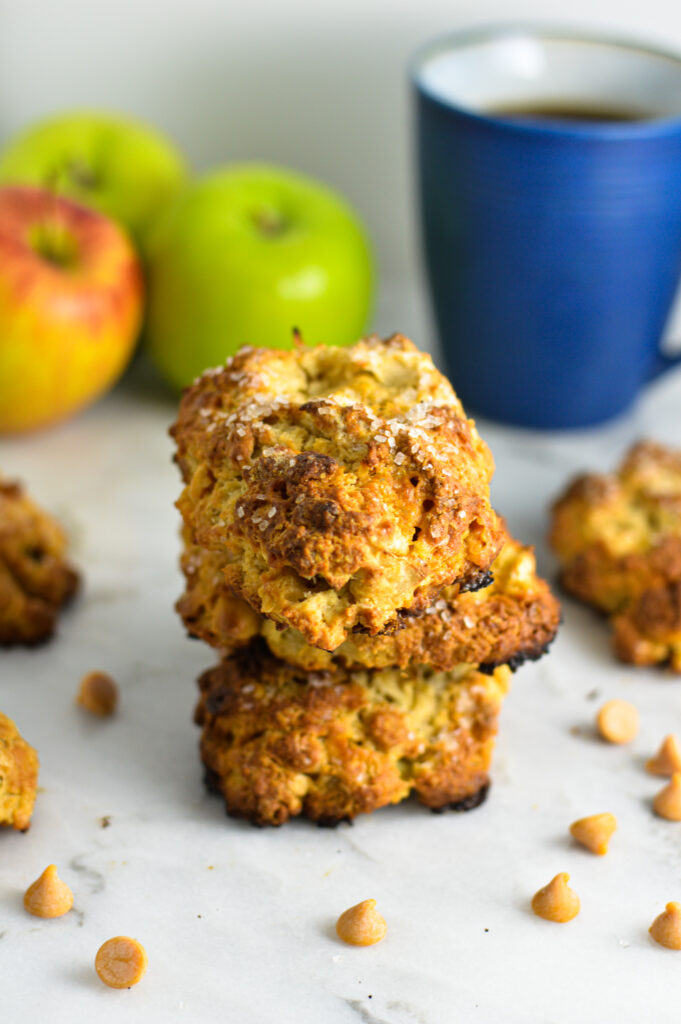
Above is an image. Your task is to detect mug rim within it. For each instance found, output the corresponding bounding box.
[411,23,681,138]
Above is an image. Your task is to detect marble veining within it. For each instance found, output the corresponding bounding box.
[345,999,393,1024]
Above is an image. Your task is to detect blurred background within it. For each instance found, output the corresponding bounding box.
[5,0,681,347]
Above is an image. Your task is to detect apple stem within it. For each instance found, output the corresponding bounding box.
[292,327,305,351]
[66,158,99,190]
[30,220,78,270]
[252,207,287,237]
[42,159,99,200]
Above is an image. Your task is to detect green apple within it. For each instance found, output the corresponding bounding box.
[0,111,187,251]
[145,163,374,389]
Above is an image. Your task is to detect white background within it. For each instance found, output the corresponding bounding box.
[4,0,681,298]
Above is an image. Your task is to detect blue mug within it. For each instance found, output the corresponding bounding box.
[413,27,681,428]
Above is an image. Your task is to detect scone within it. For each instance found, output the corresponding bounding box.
[195,642,510,826]
[0,712,39,831]
[549,441,681,670]
[179,526,560,672]
[172,334,503,651]
[0,478,80,645]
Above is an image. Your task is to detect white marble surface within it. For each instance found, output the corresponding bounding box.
[2,356,681,1024]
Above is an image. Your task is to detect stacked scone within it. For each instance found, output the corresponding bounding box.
[172,335,560,825]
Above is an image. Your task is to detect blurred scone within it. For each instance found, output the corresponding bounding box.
[172,334,503,651]
[179,526,560,671]
[195,642,510,826]
[549,441,681,670]
[0,478,79,645]
[0,712,39,831]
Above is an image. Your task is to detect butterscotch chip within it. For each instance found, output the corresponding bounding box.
[95,936,148,988]
[23,865,73,918]
[653,773,681,820]
[336,899,387,946]
[596,700,639,744]
[646,735,681,777]
[531,873,580,923]
[569,813,617,855]
[649,902,681,949]
[76,671,118,717]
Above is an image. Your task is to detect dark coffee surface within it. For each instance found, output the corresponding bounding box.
[487,101,654,123]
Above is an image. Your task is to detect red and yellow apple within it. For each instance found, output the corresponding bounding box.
[0,185,143,433]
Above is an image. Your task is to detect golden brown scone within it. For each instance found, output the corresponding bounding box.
[0,478,79,645]
[172,335,503,651]
[195,642,510,826]
[549,441,681,670]
[179,525,560,672]
[0,712,39,831]
[611,579,681,671]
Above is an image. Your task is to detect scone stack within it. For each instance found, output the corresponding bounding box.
[171,335,560,825]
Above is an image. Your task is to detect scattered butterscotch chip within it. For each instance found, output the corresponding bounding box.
[596,699,639,744]
[23,864,73,918]
[531,873,580,923]
[336,899,387,946]
[570,813,617,855]
[649,902,681,949]
[646,735,681,777]
[95,936,148,988]
[653,773,681,821]
[76,671,118,717]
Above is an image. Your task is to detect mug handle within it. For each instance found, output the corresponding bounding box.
[647,347,681,381]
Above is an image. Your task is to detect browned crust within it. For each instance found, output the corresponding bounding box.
[195,643,509,826]
[549,440,681,671]
[558,535,681,615]
[0,479,80,646]
[172,335,503,650]
[0,711,39,831]
[178,526,560,672]
[612,580,681,671]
